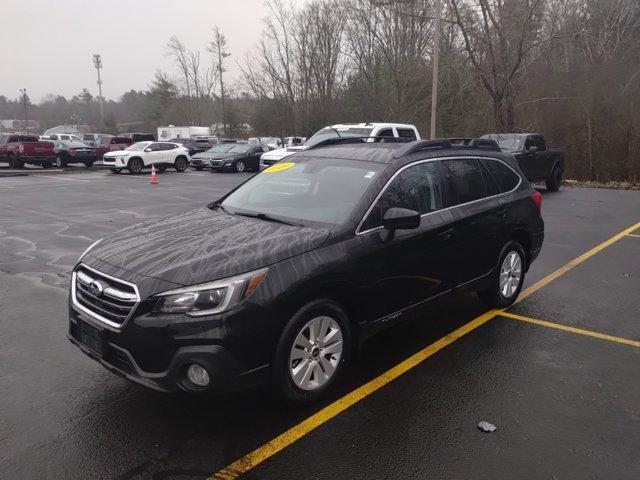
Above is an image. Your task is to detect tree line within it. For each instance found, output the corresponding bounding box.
[1,0,638,182]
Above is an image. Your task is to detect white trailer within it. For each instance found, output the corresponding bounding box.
[157,126,211,141]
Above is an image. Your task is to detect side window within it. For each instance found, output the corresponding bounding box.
[8,136,17,143]
[442,159,485,206]
[375,129,394,142]
[148,143,161,151]
[480,158,520,193]
[534,136,546,151]
[524,136,535,151]
[397,128,417,141]
[361,162,444,231]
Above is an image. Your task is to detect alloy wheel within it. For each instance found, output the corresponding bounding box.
[289,316,343,391]
[236,161,245,172]
[499,251,522,299]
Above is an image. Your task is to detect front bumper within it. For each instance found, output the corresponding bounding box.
[67,311,269,393]
[103,156,128,167]
[23,155,57,165]
[190,159,209,168]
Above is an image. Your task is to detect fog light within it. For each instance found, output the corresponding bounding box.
[187,364,210,387]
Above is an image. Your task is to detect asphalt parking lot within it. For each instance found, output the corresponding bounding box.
[1,168,639,479]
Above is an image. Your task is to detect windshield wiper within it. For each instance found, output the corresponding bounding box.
[234,211,303,227]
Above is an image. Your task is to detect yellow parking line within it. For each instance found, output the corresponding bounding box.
[500,311,640,348]
[209,220,640,479]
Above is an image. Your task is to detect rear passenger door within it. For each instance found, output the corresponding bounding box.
[440,158,504,284]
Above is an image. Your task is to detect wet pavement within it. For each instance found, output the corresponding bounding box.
[0,169,639,479]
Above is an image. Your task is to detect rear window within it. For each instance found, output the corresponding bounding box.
[397,128,417,140]
[479,158,520,193]
[442,159,485,206]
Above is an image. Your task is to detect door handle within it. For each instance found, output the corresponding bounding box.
[495,208,508,219]
[436,227,454,239]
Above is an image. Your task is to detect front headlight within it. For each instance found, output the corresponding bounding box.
[152,268,267,316]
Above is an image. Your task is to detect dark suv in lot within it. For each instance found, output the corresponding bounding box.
[67,138,543,403]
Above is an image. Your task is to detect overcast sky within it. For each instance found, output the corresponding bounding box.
[0,0,306,103]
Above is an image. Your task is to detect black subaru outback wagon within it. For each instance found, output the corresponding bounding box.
[68,138,544,403]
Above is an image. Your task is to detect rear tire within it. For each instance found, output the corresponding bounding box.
[272,300,351,404]
[9,155,24,169]
[478,242,526,308]
[174,156,188,172]
[127,158,143,174]
[545,167,562,192]
[55,156,66,169]
[235,161,245,173]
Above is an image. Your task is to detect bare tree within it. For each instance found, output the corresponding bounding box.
[208,26,231,135]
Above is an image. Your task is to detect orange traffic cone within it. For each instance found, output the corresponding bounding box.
[150,164,158,184]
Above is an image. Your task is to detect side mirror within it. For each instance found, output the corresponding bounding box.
[527,145,538,153]
[382,208,421,230]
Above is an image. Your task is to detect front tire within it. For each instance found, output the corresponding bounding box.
[546,167,562,191]
[55,156,66,169]
[273,300,351,404]
[127,158,143,174]
[478,242,526,308]
[174,156,188,172]
[235,161,245,173]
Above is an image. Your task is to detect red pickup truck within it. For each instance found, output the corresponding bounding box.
[92,135,133,159]
[0,134,57,168]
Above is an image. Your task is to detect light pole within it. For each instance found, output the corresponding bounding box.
[19,88,29,134]
[93,54,105,125]
[430,0,441,139]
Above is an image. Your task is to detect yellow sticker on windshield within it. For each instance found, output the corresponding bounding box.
[264,162,295,173]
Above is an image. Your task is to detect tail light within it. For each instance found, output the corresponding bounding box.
[530,190,542,211]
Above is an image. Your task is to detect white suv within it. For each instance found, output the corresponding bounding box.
[259,123,420,169]
[103,141,190,174]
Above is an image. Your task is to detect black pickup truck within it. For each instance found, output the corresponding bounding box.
[481,133,564,191]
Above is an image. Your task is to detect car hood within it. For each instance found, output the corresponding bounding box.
[83,207,331,286]
[104,149,130,156]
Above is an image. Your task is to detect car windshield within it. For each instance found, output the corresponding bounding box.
[125,142,150,151]
[220,157,384,226]
[227,145,252,154]
[484,134,524,151]
[304,127,373,148]
[207,144,234,153]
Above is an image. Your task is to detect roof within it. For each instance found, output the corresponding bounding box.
[293,138,514,166]
[330,122,416,129]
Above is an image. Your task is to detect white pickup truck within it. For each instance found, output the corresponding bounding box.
[259,123,420,169]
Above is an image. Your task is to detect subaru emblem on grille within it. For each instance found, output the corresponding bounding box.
[88,280,104,296]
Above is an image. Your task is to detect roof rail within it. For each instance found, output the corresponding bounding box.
[392,137,500,158]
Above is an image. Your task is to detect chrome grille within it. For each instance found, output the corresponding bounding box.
[73,265,140,328]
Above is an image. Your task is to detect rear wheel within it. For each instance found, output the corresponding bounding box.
[127,158,143,174]
[478,242,526,308]
[174,156,188,172]
[546,167,563,192]
[273,300,351,404]
[235,161,245,173]
[55,156,66,169]
[9,155,24,169]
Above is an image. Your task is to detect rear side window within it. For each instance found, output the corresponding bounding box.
[534,135,546,151]
[397,128,417,140]
[480,158,519,193]
[361,161,444,231]
[442,159,485,206]
[375,129,394,142]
